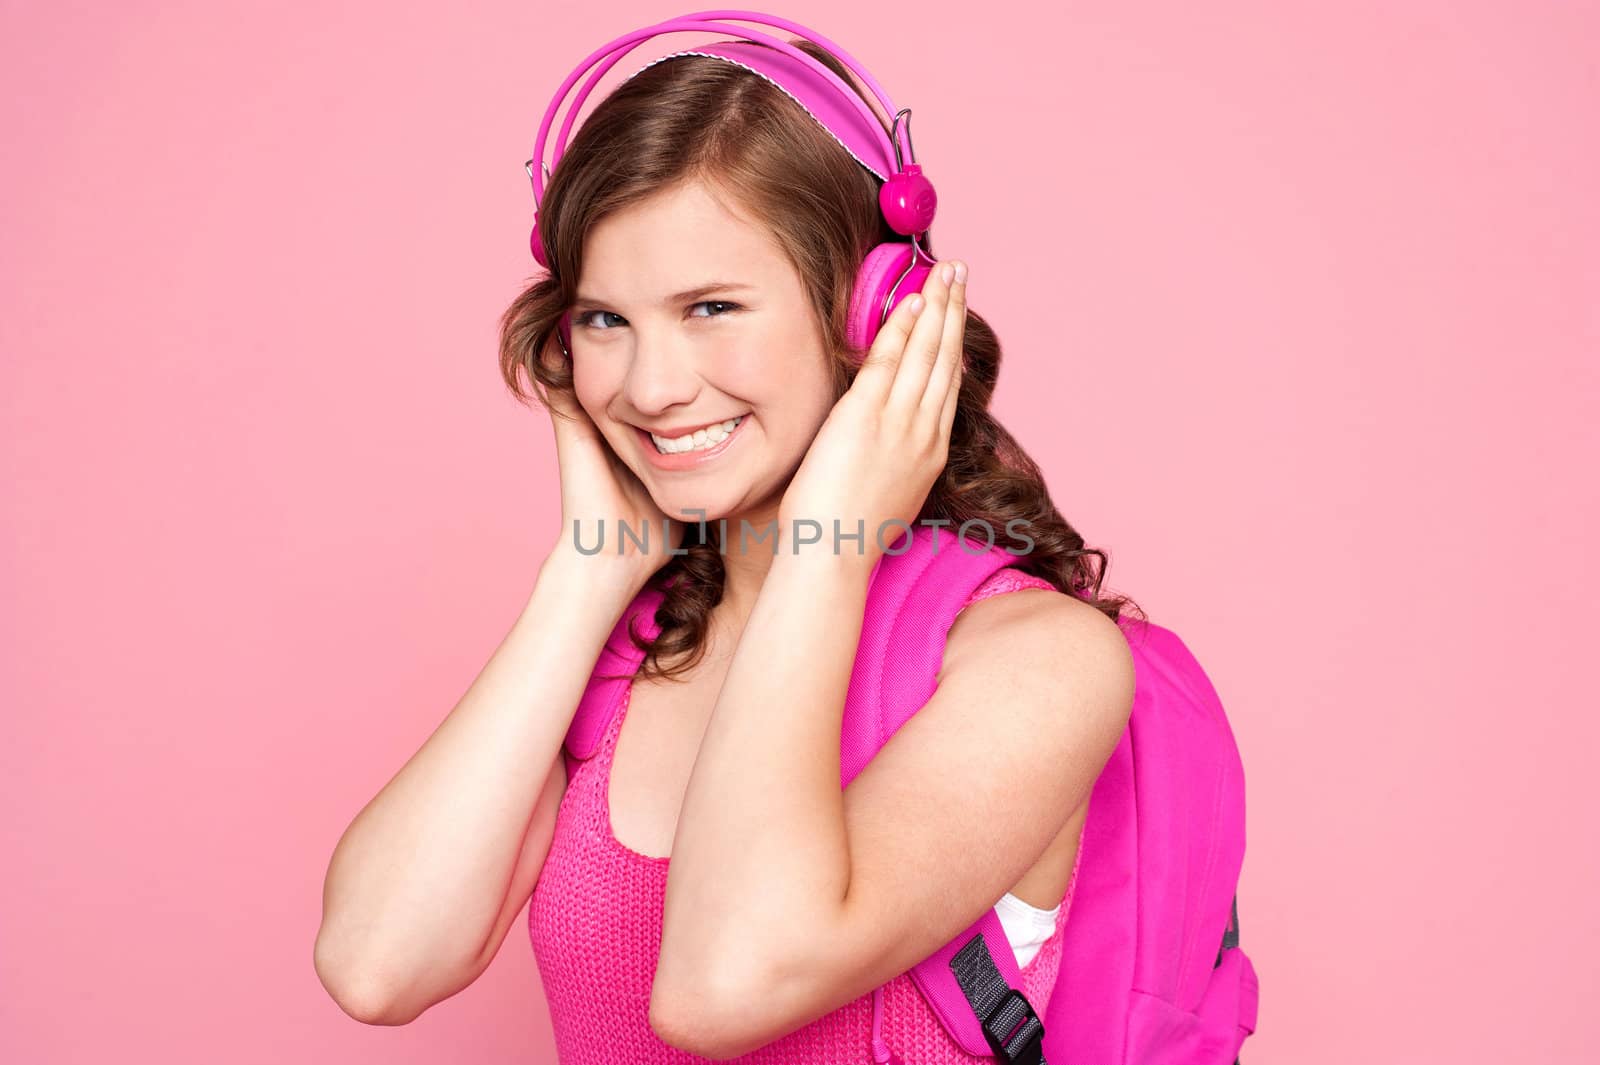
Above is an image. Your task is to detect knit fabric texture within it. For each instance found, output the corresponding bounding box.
[528,566,1077,1063]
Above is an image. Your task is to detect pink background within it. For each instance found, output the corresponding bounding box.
[3,1,1595,1061]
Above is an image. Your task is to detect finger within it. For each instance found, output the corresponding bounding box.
[938,339,963,441]
[887,260,955,415]
[852,284,928,404]
[920,260,967,417]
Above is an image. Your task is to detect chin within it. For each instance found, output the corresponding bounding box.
[649,488,748,530]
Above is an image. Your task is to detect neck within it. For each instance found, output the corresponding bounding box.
[705,498,783,630]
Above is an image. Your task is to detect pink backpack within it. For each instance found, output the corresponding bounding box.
[564,525,1259,1063]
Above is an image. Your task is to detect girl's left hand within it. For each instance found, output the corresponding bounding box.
[777,258,968,570]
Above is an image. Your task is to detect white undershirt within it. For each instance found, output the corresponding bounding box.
[996,891,1061,967]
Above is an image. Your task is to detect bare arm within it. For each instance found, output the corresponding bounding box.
[313,549,649,1024]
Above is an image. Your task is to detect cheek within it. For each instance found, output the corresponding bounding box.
[708,316,833,403]
[569,354,619,419]
[738,353,837,449]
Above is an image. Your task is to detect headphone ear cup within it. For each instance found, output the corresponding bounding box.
[530,222,549,269]
[846,242,934,354]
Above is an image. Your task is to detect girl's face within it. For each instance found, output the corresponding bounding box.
[569,177,838,526]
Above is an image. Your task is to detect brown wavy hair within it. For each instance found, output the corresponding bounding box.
[499,40,1142,681]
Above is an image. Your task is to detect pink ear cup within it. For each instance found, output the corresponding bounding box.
[846,242,933,353]
[847,242,909,352]
[530,220,549,270]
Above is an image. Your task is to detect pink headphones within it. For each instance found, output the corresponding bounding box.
[525,9,940,357]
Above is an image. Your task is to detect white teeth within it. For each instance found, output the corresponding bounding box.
[650,416,744,454]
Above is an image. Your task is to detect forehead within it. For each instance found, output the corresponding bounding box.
[578,178,792,301]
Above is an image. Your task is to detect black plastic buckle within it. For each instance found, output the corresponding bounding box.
[980,988,1045,1065]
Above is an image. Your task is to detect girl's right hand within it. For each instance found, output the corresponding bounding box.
[539,345,675,585]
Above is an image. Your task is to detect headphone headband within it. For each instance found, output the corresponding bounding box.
[524,7,941,350]
[527,9,912,206]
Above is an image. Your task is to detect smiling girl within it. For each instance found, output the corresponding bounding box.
[315,19,1144,1065]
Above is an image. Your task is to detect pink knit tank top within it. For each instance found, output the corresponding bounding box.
[528,567,1079,1063]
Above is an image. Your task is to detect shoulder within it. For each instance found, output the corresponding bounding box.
[940,571,1136,739]
[944,565,1125,664]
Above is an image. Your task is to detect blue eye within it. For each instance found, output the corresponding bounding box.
[573,301,740,331]
[688,300,740,319]
[575,310,627,330]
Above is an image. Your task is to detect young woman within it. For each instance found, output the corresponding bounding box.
[315,29,1141,1064]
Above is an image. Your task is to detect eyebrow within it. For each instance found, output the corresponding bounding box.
[573,282,755,307]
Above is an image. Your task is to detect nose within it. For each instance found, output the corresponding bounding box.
[620,327,701,418]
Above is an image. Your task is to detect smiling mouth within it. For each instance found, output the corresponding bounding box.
[645,415,746,455]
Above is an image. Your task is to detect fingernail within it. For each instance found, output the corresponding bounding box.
[940,262,955,285]
[953,261,968,284]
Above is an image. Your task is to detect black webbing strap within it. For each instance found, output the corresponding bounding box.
[1215,893,1243,1065]
[948,896,1243,1064]
[1215,893,1240,967]
[949,933,1048,1064]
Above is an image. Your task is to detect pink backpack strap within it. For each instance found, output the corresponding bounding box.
[844,526,1060,1059]
[840,525,1022,781]
[562,583,665,762]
